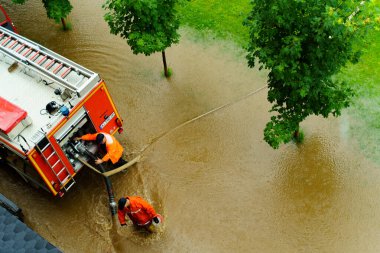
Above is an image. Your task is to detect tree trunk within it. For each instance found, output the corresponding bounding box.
[162,51,168,77]
[293,129,299,139]
[61,17,67,30]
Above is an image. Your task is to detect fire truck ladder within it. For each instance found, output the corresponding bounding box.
[0,26,99,96]
[38,141,75,193]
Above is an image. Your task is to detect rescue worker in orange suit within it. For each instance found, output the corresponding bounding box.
[75,132,127,167]
[117,196,162,231]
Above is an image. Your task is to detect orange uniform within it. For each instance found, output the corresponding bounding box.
[80,132,123,164]
[118,196,158,226]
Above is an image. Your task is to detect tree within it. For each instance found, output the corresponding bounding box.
[12,0,72,30]
[103,0,180,77]
[245,0,377,149]
[42,0,73,30]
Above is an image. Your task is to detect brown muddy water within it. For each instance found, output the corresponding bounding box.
[1,0,380,252]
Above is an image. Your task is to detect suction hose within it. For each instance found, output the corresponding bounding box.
[99,165,117,216]
[84,151,117,216]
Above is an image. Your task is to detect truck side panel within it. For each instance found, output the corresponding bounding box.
[84,82,121,135]
[28,152,58,195]
[29,136,75,196]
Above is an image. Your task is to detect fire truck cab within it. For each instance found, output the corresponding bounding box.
[0,26,123,197]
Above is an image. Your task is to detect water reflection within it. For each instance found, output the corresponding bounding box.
[276,136,341,216]
[270,136,341,251]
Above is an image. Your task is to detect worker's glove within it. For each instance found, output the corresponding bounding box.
[153,217,160,224]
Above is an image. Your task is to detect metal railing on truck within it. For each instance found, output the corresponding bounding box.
[0,26,100,97]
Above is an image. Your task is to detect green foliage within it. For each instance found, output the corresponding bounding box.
[11,0,27,4]
[162,67,173,77]
[103,0,180,56]
[293,129,305,144]
[42,0,73,24]
[60,21,72,31]
[245,0,377,149]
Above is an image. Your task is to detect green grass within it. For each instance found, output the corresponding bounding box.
[177,0,250,46]
[161,67,173,78]
[293,129,305,144]
[338,29,380,161]
[60,21,72,31]
[178,0,380,162]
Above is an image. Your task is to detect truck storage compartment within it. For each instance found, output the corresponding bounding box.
[0,96,32,140]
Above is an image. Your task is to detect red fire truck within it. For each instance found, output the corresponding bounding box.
[0,25,124,197]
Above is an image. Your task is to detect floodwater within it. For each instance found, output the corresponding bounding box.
[1,0,380,252]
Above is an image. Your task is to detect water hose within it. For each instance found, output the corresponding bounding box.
[82,151,117,216]
[75,85,267,216]
[138,85,268,154]
[77,155,141,177]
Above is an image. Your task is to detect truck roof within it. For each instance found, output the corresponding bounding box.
[0,26,101,153]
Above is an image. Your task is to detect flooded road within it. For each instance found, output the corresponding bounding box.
[1,0,380,252]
